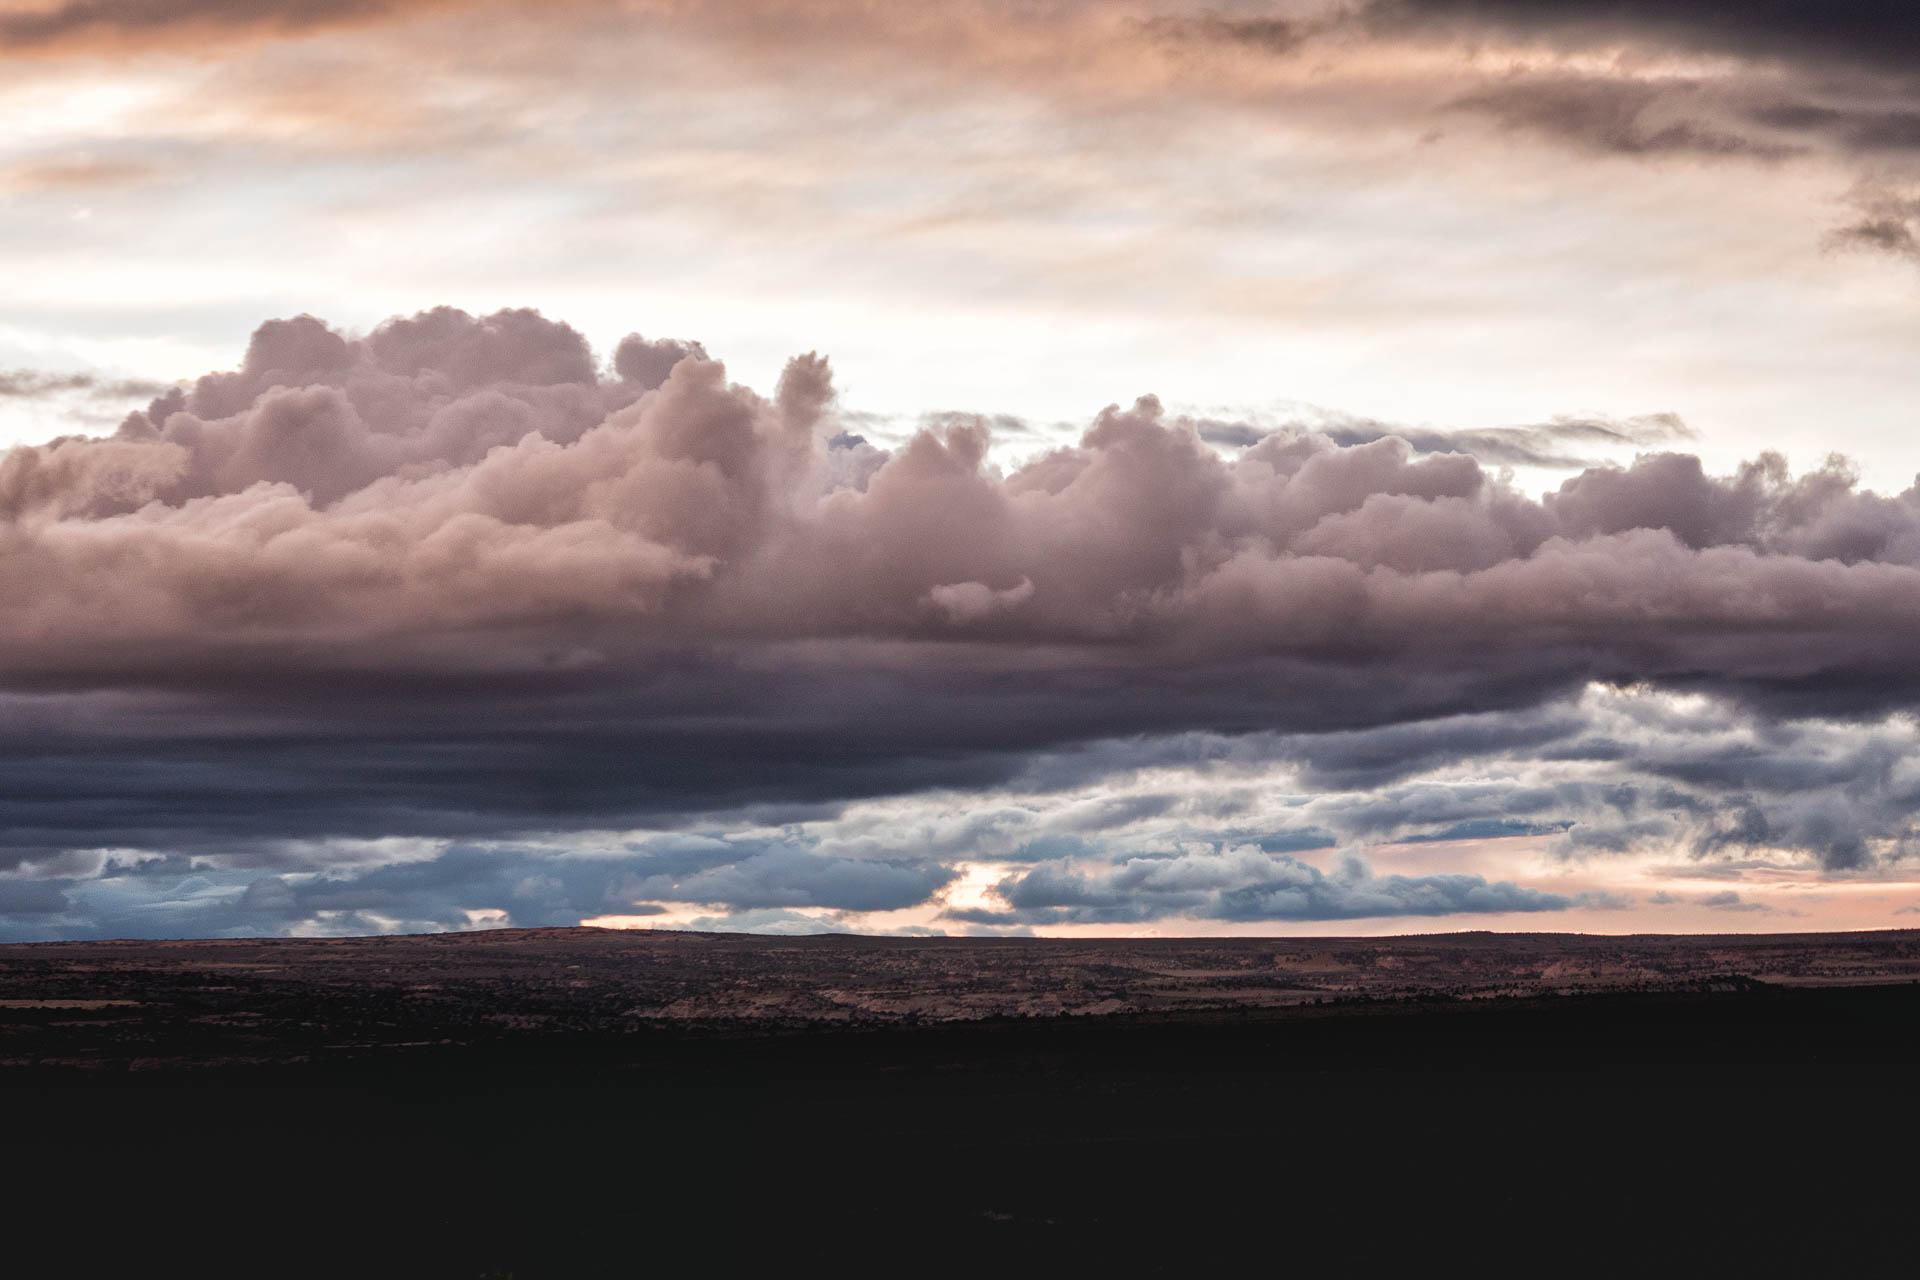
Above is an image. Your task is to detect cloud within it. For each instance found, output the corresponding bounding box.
[34,1,1904,86]
[0,370,172,401]
[11,0,1915,306]
[618,846,956,913]
[1370,1,1920,76]
[955,846,1568,925]
[13,0,1914,190]
[1201,411,1694,471]
[1697,890,1772,913]
[1134,13,1310,57]
[614,334,711,391]
[1747,103,1920,154]
[0,876,69,916]
[925,576,1034,625]
[1350,0,1920,200]
[1448,76,1793,160]
[0,833,957,940]
[8,307,1920,932]
[6,309,1920,862]
[1826,184,1920,261]
[0,157,164,193]
[1651,889,1774,913]
[0,0,430,52]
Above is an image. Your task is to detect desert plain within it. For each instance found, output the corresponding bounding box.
[5,925,1920,1071]
[5,928,1919,1274]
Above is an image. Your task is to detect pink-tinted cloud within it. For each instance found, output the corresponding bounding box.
[9,306,1920,697]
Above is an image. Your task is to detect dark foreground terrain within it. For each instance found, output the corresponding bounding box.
[6,927,1919,1274]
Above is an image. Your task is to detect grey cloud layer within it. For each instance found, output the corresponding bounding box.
[0,836,950,941]
[1199,411,1693,471]
[953,846,1569,927]
[10,682,1905,938]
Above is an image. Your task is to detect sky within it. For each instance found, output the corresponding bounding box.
[5,1,1920,941]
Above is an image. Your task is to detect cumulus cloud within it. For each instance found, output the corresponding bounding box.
[614,333,711,391]
[16,315,1920,705]
[12,312,1920,774]
[8,306,1920,934]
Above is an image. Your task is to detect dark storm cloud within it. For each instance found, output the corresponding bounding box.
[12,307,1920,929]
[0,876,69,916]
[1276,705,1587,791]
